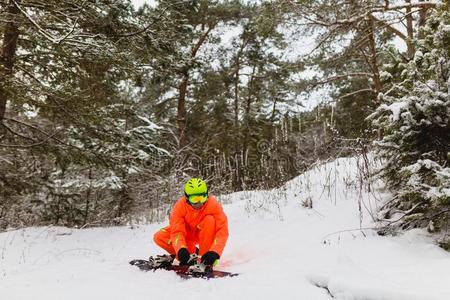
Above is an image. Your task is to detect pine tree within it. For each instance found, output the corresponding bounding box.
[0,0,169,227]
[370,7,450,247]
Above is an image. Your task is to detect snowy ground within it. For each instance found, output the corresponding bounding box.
[1,156,449,300]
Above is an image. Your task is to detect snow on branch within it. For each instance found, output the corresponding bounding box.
[12,0,88,44]
[293,1,438,27]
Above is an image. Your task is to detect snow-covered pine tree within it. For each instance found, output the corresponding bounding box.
[370,6,450,248]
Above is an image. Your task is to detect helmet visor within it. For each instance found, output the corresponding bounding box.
[188,193,208,204]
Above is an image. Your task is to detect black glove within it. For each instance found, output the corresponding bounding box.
[177,248,190,266]
[201,251,220,266]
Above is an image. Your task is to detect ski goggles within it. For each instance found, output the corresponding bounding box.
[187,193,208,204]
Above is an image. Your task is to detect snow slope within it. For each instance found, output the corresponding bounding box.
[1,156,449,300]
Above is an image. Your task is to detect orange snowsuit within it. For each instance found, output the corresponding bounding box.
[153,195,229,258]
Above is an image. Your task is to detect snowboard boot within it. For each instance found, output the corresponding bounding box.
[184,253,199,266]
[148,254,175,269]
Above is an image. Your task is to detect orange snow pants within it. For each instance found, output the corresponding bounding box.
[153,215,216,257]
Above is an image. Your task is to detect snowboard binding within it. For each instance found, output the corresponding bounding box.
[149,254,175,268]
[187,262,211,275]
[130,257,239,278]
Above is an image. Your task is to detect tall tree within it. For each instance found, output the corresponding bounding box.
[144,0,243,147]
[370,7,450,247]
[0,1,19,123]
[281,0,439,101]
[0,0,170,227]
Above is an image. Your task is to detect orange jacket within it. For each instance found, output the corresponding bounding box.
[169,195,228,256]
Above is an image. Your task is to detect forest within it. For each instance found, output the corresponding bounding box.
[0,0,449,248]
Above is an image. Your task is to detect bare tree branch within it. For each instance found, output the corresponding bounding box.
[312,72,375,88]
[0,129,60,148]
[288,0,438,27]
[339,88,374,99]
[369,14,407,41]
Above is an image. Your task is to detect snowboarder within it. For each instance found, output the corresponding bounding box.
[149,178,229,274]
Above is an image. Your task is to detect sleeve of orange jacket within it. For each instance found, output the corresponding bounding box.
[209,197,229,256]
[169,198,188,255]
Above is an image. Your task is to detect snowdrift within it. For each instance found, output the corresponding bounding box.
[1,156,449,300]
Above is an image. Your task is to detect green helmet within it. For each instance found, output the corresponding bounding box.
[184,178,208,196]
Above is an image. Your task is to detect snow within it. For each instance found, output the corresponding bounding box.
[1,156,450,300]
[390,102,409,121]
[136,115,163,131]
[131,0,156,9]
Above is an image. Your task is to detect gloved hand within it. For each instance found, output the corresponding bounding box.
[201,251,220,266]
[177,248,190,266]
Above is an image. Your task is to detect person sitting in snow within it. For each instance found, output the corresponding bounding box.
[149,178,229,273]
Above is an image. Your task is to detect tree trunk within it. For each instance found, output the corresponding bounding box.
[270,94,278,123]
[366,17,382,96]
[176,24,216,148]
[242,65,256,155]
[83,168,92,225]
[405,0,416,59]
[177,71,188,147]
[233,40,248,129]
[234,57,240,128]
[418,0,429,38]
[0,1,20,123]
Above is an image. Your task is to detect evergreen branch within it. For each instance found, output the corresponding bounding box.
[307,8,423,63]
[0,122,35,141]
[290,1,438,27]
[2,117,79,150]
[0,129,60,148]
[306,25,341,56]
[16,65,48,87]
[54,0,90,44]
[12,0,59,43]
[12,0,89,44]
[380,203,423,225]
[0,156,14,165]
[1,118,117,167]
[118,21,157,38]
[118,4,175,38]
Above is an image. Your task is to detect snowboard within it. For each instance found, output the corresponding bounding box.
[129,259,239,279]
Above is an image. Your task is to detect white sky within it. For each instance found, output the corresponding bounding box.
[131,0,156,8]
